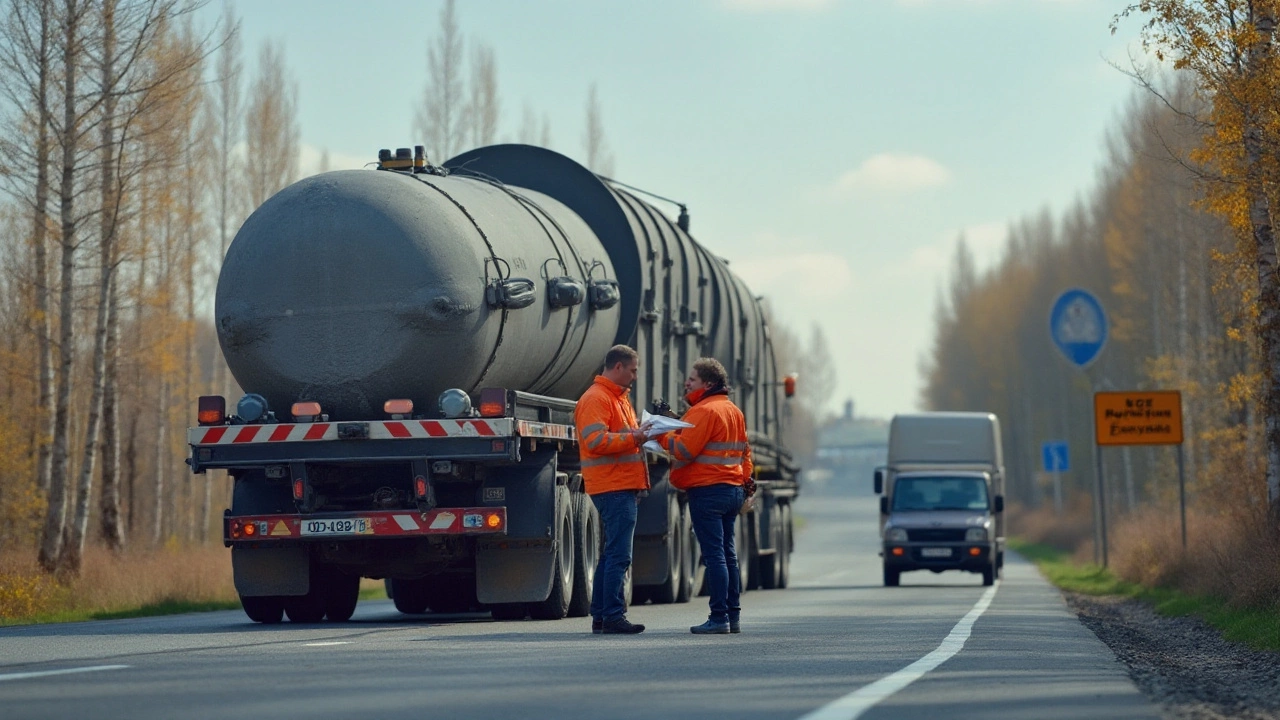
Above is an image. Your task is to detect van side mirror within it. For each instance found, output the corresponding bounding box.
[994,495,1004,513]
[879,496,888,515]
[873,469,883,495]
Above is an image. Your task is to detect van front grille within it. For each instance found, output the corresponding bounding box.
[907,528,966,542]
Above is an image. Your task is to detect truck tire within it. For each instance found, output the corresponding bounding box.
[528,493,575,620]
[322,569,360,622]
[676,502,696,603]
[390,577,430,614]
[883,565,900,587]
[647,495,684,604]
[737,515,755,591]
[777,503,792,589]
[426,576,479,614]
[567,490,598,618]
[489,603,527,621]
[759,505,782,590]
[284,586,326,623]
[240,595,284,624]
[982,564,995,586]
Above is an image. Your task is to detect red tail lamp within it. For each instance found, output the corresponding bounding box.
[293,479,305,500]
[783,375,797,398]
[485,512,501,529]
[291,402,322,422]
[414,476,428,498]
[478,388,508,418]
[198,395,226,425]
[384,399,413,417]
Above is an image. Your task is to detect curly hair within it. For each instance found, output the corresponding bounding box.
[691,357,729,388]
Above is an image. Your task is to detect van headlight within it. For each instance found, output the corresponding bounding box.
[885,527,908,543]
[965,528,988,542]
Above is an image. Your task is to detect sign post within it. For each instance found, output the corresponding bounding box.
[1094,390,1186,551]
[1049,289,1108,564]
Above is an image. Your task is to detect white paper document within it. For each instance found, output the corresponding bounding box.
[640,410,693,456]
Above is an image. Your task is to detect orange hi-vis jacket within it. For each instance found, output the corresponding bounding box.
[660,388,753,491]
[574,376,649,495]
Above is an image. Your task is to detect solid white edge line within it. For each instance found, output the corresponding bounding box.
[0,665,130,682]
[798,583,1000,720]
[303,641,352,647]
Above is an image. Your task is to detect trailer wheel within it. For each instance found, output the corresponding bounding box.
[567,490,598,618]
[777,503,792,589]
[427,576,479,614]
[240,595,284,624]
[284,587,326,623]
[759,504,782,590]
[676,502,696,603]
[736,514,754,591]
[390,578,430,614]
[647,494,683,604]
[883,565,900,587]
[529,489,575,620]
[322,569,360,622]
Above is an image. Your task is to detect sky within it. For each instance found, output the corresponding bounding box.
[213,0,1143,421]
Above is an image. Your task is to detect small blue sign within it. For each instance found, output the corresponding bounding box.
[1050,289,1107,367]
[1042,441,1069,473]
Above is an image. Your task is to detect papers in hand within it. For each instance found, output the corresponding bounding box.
[640,410,693,456]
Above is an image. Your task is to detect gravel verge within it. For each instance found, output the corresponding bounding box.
[1066,592,1280,720]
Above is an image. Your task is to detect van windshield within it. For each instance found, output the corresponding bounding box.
[892,476,988,511]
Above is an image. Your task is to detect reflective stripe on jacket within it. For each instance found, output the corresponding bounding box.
[660,390,753,491]
[574,376,649,495]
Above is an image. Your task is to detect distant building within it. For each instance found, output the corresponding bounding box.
[812,400,889,493]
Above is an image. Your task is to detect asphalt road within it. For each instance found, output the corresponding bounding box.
[0,490,1161,720]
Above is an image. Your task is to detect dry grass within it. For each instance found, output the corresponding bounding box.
[0,544,238,624]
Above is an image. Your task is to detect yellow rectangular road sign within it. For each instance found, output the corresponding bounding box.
[1094,391,1183,446]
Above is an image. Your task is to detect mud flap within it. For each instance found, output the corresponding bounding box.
[476,450,560,604]
[232,545,309,597]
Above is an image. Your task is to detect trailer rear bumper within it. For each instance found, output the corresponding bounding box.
[223,507,507,546]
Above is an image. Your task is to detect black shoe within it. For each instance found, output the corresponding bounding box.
[592,619,602,634]
[600,618,645,634]
[729,619,740,634]
[690,619,731,634]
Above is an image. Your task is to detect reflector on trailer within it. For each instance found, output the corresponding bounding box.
[783,375,797,398]
[384,399,413,417]
[291,401,321,421]
[198,395,226,425]
[477,388,508,418]
[244,522,256,536]
[293,479,304,500]
[414,476,428,498]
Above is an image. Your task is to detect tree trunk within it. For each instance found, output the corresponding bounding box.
[100,279,124,550]
[32,0,54,501]
[152,379,168,545]
[39,0,82,573]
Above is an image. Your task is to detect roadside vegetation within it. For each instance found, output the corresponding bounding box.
[1011,502,1280,652]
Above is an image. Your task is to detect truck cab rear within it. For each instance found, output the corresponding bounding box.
[874,412,1005,587]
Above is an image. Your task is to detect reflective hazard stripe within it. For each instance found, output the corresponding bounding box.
[581,452,643,468]
[704,442,747,451]
[693,456,744,466]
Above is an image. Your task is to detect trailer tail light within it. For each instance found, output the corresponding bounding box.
[198,395,226,425]
[229,519,242,539]
[291,402,322,422]
[414,476,428,498]
[384,399,413,418]
[478,388,508,418]
[486,512,501,529]
[783,374,797,398]
[242,521,256,537]
[293,479,305,500]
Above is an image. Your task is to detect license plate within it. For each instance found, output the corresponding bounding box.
[300,518,371,536]
[920,547,952,558]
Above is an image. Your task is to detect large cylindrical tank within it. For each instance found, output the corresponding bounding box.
[216,163,621,420]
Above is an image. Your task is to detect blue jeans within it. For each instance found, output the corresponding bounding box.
[687,483,744,624]
[590,490,638,623]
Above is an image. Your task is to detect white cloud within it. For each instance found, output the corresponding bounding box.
[826,153,951,196]
[721,0,836,10]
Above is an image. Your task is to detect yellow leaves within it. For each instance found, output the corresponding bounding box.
[0,570,62,621]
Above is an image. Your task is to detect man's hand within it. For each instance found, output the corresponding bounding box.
[630,422,654,444]
[743,477,757,497]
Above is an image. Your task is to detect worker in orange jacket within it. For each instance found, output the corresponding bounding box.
[575,344,651,635]
[653,357,754,635]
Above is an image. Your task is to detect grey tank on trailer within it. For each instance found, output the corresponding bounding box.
[216,158,621,420]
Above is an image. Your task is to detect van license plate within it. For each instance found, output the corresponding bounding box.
[920,547,952,558]
[300,518,371,536]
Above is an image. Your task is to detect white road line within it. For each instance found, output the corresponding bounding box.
[798,583,1000,720]
[303,641,352,647]
[0,665,130,682]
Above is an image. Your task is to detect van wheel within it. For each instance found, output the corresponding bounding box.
[981,564,995,586]
[883,566,900,587]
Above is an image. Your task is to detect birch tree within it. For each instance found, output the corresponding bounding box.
[243,38,297,211]
[413,0,463,163]
[583,82,614,177]
[466,43,498,148]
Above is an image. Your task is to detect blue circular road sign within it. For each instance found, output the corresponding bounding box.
[1050,289,1107,367]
